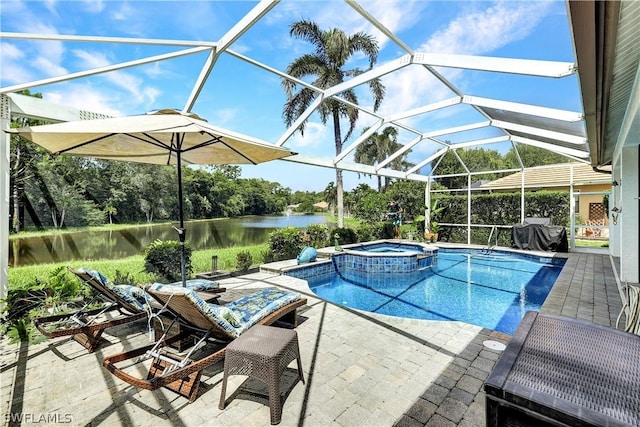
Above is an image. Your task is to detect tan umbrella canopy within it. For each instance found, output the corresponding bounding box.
[6,109,296,285]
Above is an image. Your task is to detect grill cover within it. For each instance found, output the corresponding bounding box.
[511,224,568,252]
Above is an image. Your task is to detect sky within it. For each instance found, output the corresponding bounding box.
[0,0,582,193]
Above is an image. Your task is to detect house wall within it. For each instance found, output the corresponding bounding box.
[613,147,639,284]
[574,184,612,225]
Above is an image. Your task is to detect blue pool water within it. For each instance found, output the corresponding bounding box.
[308,249,565,334]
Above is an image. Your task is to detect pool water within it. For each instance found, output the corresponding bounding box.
[308,249,565,335]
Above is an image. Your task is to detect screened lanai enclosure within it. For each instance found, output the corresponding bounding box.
[2,0,639,295]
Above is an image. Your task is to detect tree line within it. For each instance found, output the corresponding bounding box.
[9,138,306,231]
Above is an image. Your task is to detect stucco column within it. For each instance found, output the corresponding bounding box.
[619,146,639,283]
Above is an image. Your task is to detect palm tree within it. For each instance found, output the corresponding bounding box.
[323,181,337,215]
[354,126,412,191]
[282,20,385,228]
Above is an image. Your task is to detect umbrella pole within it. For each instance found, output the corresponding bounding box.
[176,138,187,287]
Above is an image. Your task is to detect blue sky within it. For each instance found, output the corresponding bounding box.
[0,0,580,192]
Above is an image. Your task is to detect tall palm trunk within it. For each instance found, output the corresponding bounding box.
[11,144,21,233]
[12,182,21,232]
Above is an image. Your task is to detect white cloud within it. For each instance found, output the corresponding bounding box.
[378,1,554,122]
[80,0,105,14]
[208,108,238,127]
[309,1,425,48]
[1,42,24,61]
[0,62,34,86]
[110,2,133,22]
[287,121,332,150]
[350,1,427,48]
[72,48,110,68]
[421,1,552,55]
[45,83,124,117]
[32,56,68,77]
[141,62,167,79]
[71,48,161,105]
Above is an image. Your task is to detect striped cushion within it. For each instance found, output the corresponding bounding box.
[165,279,221,292]
[149,283,240,336]
[227,288,302,329]
[111,285,149,312]
[77,267,115,289]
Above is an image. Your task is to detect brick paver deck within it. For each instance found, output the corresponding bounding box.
[0,251,626,427]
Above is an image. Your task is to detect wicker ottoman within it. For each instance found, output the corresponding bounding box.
[219,325,305,425]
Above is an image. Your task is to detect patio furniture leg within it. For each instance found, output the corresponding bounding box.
[218,368,229,410]
[268,363,282,425]
[73,329,105,353]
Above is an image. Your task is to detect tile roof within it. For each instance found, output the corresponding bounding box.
[480,163,611,190]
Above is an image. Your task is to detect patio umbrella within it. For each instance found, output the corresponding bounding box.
[6,109,296,286]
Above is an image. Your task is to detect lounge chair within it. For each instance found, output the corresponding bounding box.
[102,283,307,401]
[33,267,226,353]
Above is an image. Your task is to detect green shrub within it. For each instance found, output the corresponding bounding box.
[332,227,358,245]
[144,239,192,282]
[268,227,305,261]
[378,223,396,239]
[354,222,377,242]
[261,248,276,263]
[305,224,330,247]
[41,267,85,299]
[414,216,426,236]
[113,270,136,286]
[1,268,93,343]
[236,251,253,271]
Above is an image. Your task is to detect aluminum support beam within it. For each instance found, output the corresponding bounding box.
[1,47,210,95]
[511,136,590,158]
[463,96,584,122]
[492,119,587,145]
[413,52,576,77]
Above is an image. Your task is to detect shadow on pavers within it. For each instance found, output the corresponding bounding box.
[394,330,510,427]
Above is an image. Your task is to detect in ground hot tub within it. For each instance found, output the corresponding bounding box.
[337,240,437,275]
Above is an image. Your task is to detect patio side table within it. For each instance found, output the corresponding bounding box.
[219,325,305,425]
[484,311,640,427]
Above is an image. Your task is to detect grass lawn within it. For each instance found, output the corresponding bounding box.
[7,244,268,289]
[574,239,609,248]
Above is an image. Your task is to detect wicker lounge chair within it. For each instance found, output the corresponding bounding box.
[33,267,226,353]
[102,283,307,402]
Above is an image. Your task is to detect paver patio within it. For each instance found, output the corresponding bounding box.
[1,250,625,426]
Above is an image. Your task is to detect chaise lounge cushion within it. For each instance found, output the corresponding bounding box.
[111,285,150,312]
[77,267,115,288]
[165,278,222,292]
[226,288,302,328]
[77,267,150,311]
[147,283,302,338]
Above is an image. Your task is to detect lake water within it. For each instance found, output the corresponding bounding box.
[9,214,329,267]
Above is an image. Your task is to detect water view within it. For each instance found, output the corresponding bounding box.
[10,214,329,267]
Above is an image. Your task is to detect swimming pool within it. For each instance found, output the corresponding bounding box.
[305,248,566,335]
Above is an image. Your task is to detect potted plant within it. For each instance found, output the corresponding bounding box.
[425,221,439,242]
